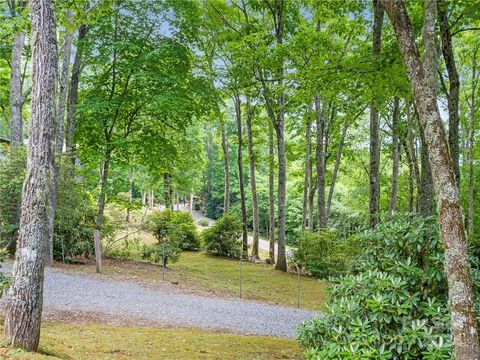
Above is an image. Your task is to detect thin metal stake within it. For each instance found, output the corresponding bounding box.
[297,265,301,308]
[162,243,165,280]
[239,258,243,299]
[61,238,65,264]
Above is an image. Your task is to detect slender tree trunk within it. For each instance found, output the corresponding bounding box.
[246,96,260,260]
[467,45,478,235]
[66,24,88,164]
[380,2,479,358]
[274,116,287,271]
[96,149,111,231]
[314,95,327,228]
[220,120,230,213]
[419,125,434,216]
[4,0,57,351]
[233,93,248,258]
[389,96,400,213]
[46,10,73,266]
[369,0,384,228]
[308,160,316,231]
[301,118,312,232]
[268,122,275,264]
[327,119,351,219]
[405,102,421,211]
[9,30,26,149]
[163,173,173,210]
[438,0,460,187]
[126,167,134,222]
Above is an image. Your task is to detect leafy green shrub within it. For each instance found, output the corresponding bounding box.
[292,230,359,279]
[149,209,200,251]
[203,213,242,258]
[198,219,209,227]
[0,149,26,253]
[53,164,97,260]
[298,214,455,359]
[141,242,180,266]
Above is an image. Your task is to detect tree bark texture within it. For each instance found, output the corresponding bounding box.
[379,1,479,358]
[233,93,248,257]
[4,0,58,351]
[301,118,312,232]
[438,0,461,188]
[314,95,327,228]
[467,45,478,235]
[10,30,26,149]
[369,0,384,228]
[96,150,110,231]
[389,96,400,213]
[220,120,230,213]
[246,96,260,260]
[268,121,275,264]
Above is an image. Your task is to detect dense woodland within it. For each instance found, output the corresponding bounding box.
[0,0,480,359]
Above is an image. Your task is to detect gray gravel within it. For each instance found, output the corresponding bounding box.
[0,263,318,338]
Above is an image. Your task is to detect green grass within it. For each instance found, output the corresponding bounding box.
[0,321,303,359]
[63,251,327,311]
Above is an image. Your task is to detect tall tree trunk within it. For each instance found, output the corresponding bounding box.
[438,0,460,187]
[389,96,400,213]
[9,30,26,149]
[220,120,230,213]
[327,114,357,219]
[268,121,275,264]
[46,10,73,266]
[234,93,248,257]
[308,160,316,231]
[369,0,384,228]
[405,101,421,212]
[314,95,327,228]
[467,45,478,235]
[419,125,434,216]
[380,1,479,358]
[96,148,111,231]
[126,167,134,222]
[274,115,287,271]
[4,0,57,351]
[163,173,173,210]
[66,24,88,164]
[246,96,260,260]
[301,118,312,232]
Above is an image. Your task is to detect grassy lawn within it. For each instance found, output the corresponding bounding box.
[62,251,327,311]
[0,321,303,359]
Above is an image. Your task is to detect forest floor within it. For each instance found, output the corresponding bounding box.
[0,319,303,359]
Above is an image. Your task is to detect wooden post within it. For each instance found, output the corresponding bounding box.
[93,229,102,273]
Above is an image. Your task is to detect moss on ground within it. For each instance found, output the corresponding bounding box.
[0,321,303,359]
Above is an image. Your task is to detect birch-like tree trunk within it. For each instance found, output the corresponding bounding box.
[9,30,26,149]
[379,1,479,358]
[369,0,384,228]
[389,96,400,213]
[220,120,230,213]
[246,96,260,260]
[4,0,57,351]
[233,93,248,258]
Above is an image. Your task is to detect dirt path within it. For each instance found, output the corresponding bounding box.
[0,263,317,338]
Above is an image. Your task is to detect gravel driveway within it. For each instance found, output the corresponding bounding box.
[0,264,318,338]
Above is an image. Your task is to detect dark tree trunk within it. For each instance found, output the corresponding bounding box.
[4,0,57,351]
[233,93,248,258]
[301,118,312,232]
[46,10,73,266]
[220,120,230,213]
[389,96,400,213]
[314,95,327,228]
[419,125,434,216]
[268,121,275,264]
[369,0,384,228]
[467,45,478,235]
[246,96,260,260]
[96,148,111,231]
[405,101,421,212]
[66,24,88,164]
[308,160,316,231]
[164,173,173,210]
[380,1,479,357]
[438,0,461,187]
